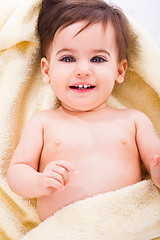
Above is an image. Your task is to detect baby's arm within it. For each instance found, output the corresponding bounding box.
[7,112,76,198]
[134,110,160,187]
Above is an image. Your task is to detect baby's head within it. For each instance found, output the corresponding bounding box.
[38,0,132,111]
[38,0,131,63]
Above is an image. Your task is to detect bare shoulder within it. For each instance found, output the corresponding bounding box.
[122,109,155,133]
[114,108,155,131]
[26,109,59,125]
[118,108,151,122]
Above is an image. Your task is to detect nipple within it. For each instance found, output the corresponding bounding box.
[121,139,127,144]
[55,139,61,146]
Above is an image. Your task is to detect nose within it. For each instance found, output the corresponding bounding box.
[74,62,92,78]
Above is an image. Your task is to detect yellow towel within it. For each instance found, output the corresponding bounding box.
[21,180,160,240]
[0,0,160,239]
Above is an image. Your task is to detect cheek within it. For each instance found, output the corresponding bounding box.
[49,74,67,100]
[51,80,63,94]
[100,67,117,84]
[51,67,72,83]
[98,75,115,96]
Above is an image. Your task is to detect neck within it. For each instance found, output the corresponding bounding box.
[61,102,110,113]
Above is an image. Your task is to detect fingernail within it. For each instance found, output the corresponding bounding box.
[59,186,64,191]
[151,156,159,166]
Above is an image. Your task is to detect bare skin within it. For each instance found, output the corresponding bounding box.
[8,105,160,221]
[38,106,142,221]
[7,21,160,221]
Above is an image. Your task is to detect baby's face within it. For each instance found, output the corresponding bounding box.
[41,21,127,111]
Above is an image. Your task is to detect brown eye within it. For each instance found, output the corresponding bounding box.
[60,56,76,62]
[91,56,107,63]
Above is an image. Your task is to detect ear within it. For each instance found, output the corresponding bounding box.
[115,59,127,84]
[41,57,50,84]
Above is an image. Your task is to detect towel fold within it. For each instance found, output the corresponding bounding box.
[21,180,160,240]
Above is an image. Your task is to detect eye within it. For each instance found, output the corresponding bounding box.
[91,56,107,63]
[60,56,76,62]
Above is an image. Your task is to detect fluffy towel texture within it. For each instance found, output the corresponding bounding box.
[0,0,160,239]
[21,180,160,240]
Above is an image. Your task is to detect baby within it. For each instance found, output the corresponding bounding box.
[7,0,160,221]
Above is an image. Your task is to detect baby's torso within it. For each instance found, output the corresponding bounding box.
[37,107,142,221]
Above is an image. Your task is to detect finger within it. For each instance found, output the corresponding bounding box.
[150,155,160,188]
[51,165,68,175]
[151,154,160,167]
[53,165,69,185]
[46,171,65,185]
[46,177,64,191]
[46,169,69,186]
[54,160,77,173]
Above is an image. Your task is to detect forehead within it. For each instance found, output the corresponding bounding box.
[48,21,118,57]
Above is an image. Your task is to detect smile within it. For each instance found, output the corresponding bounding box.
[70,84,95,90]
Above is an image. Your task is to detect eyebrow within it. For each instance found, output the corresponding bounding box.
[56,48,75,56]
[56,48,111,56]
[92,49,111,57]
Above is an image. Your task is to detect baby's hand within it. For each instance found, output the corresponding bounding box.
[150,154,160,188]
[38,160,77,196]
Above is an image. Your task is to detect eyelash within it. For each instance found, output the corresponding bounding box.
[60,55,107,63]
[60,56,76,62]
[91,56,107,63]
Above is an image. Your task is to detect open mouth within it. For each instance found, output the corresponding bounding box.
[69,84,95,90]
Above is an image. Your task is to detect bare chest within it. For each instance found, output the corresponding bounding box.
[40,117,137,171]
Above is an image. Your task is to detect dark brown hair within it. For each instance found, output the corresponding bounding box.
[38,0,131,62]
